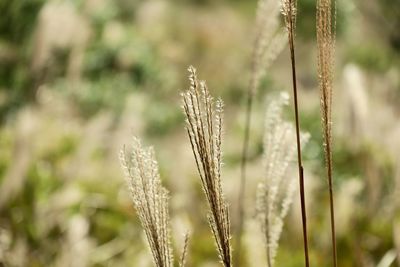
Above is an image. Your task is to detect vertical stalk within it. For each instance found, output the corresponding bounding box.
[286,2,310,266]
[236,1,285,263]
[236,82,254,266]
[327,138,337,267]
[316,0,337,265]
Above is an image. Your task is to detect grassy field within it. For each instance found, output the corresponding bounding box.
[0,0,399,266]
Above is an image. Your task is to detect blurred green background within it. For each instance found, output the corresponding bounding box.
[0,0,399,266]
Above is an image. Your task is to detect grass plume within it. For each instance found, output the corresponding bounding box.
[257,92,310,267]
[316,0,337,266]
[182,66,232,267]
[120,137,174,267]
[280,0,310,266]
[179,232,190,267]
[237,0,286,262]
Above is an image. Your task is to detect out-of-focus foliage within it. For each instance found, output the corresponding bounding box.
[375,0,400,52]
[0,0,46,117]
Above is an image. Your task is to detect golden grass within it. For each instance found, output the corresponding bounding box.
[317,0,337,266]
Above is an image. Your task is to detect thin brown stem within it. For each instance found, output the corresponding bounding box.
[298,166,310,267]
[327,146,337,267]
[287,6,310,267]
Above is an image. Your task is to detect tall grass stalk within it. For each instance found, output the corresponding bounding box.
[281,0,310,266]
[237,0,285,263]
[182,66,232,267]
[316,0,337,266]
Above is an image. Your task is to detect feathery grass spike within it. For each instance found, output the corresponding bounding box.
[179,232,190,267]
[237,0,286,262]
[120,137,174,267]
[250,0,286,95]
[280,0,310,266]
[182,66,232,267]
[257,92,310,267]
[281,0,297,34]
[317,0,337,266]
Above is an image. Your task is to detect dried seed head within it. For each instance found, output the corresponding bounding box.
[181,66,232,267]
[281,0,298,34]
[120,137,174,267]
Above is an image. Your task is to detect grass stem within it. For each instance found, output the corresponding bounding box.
[285,1,310,265]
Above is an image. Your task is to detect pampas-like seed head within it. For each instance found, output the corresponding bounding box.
[120,137,174,267]
[182,66,232,267]
[317,0,336,162]
[281,0,297,34]
[256,92,310,267]
[317,0,338,266]
[179,232,190,267]
[250,0,286,96]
